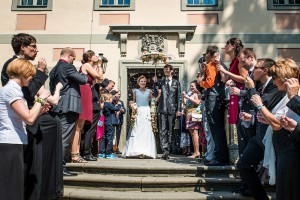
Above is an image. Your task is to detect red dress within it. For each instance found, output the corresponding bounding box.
[228,57,243,124]
[79,68,93,123]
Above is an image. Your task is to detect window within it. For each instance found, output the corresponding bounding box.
[12,0,53,11]
[268,0,300,10]
[20,0,48,6]
[101,0,130,7]
[181,0,223,11]
[187,0,217,6]
[94,0,135,11]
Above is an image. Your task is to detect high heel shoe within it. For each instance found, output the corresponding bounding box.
[188,153,200,158]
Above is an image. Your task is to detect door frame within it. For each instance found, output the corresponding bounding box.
[117,60,187,150]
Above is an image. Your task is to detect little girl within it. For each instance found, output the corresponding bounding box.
[98,93,122,159]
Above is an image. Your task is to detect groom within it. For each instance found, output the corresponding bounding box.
[155,64,182,160]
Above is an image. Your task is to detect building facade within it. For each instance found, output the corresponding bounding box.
[1,0,300,151]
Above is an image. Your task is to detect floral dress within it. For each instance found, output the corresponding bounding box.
[185,92,206,145]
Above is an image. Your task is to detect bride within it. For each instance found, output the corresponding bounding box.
[122,75,157,158]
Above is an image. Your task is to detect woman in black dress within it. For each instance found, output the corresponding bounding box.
[251,58,300,200]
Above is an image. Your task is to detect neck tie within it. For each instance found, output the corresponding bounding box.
[166,79,170,93]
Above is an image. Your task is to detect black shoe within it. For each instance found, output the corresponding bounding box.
[83,154,97,161]
[161,154,169,160]
[115,149,122,154]
[205,160,223,166]
[233,186,252,197]
[63,168,78,176]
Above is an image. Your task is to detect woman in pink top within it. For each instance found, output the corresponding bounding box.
[217,37,248,124]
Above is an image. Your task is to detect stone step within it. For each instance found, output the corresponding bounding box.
[61,187,276,200]
[64,173,260,192]
[66,157,238,178]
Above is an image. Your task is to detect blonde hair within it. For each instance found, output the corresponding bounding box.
[100,93,113,109]
[270,58,299,81]
[60,47,75,57]
[137,75,146,86]
[7,58,36,79]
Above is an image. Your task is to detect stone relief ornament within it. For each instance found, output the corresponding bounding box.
[141,34,165,53]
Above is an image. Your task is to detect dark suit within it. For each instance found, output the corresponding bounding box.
[237,79,286,200]
[114,100,126,148]
[156,77,182,155]
[100,102,122,154]
[287,96,300,142]
[237,71,261,156]
[49,59,87,162]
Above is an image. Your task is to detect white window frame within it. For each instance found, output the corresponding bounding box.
[181,0,223,11]
[268,0,300,10]
[11,0,52,11]
[94,0,135,11]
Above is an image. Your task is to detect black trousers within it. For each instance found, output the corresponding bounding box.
[24,113,63,200]
[0,144,24,200]
[205,95,228,164]
[56,112,79,163]
[158,113,176,155]
[81,110,100,156]
[237,137,269,200]
[237,119,256,157]
[115,123,123,148]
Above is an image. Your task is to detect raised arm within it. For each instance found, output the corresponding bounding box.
[82,63,102,81]
[251,94,281,131]
[67,65,88,85]
[45,82,63,105]
[217,63,248,84]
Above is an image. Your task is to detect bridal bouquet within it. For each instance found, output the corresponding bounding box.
[150,98,158,134]
[129,101,137,127]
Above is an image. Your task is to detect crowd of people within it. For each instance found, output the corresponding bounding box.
[0,33,299,200]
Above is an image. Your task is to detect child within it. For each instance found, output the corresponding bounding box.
[180,105,191,156]
[98,93,123,159]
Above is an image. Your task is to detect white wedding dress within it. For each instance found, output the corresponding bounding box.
[122,89,157,158]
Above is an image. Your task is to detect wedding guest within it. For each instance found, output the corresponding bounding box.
[98,93,122,159]
[180,106,191,156]
[49,47,88,176]
[1,33,64,200]
[0,58,49,200]
[229,48,262,195]
[251,58,300,200]
[198,45,228,166]
[217,37,247,125]
[182,81,202,158]
[238,58,285,200]
[81,59,103,161]
[230,49,260,156]
[71,50,101,163]
[281,78,300,145]
[197,64,214,164]
[111,89,126,154]
[155,64,182,160]
[104,80,115,94]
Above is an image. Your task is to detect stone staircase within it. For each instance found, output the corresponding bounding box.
[61,155,275,200]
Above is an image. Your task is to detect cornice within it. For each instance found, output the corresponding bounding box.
[110,25,196,57]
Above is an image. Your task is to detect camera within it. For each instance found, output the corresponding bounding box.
[198,56,206,64]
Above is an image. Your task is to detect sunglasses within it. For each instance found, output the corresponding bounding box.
[254,66,265,70]
[28,44,37,49]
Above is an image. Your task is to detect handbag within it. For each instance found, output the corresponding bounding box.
[191,113,202,122]
[96,115,105,141]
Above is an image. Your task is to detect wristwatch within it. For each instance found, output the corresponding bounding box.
[257,104,264,110]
